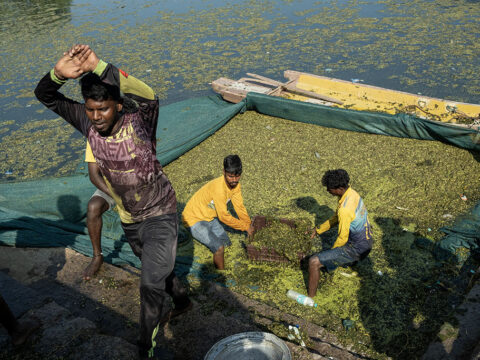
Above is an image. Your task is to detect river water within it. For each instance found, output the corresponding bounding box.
[1,0,479,179]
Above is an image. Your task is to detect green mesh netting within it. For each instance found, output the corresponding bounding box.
[245,92,480,152]
[0,93,479,270]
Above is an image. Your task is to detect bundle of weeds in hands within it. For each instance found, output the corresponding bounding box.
[249,216,313,264]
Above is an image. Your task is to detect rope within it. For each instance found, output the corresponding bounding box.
[399,104,480,127]
[399,105,442,121]
[450,109,480,127]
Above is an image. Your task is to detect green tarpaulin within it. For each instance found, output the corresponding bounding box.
[0,93,479,268]
[245,93,480,152]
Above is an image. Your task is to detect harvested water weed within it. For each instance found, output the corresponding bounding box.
[167,110,480,359]
[247,216,312,265]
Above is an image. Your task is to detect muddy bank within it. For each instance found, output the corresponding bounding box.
[0,246,363,360]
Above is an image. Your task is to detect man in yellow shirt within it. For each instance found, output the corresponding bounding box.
[182,155,253,270]
[308,169,373,297]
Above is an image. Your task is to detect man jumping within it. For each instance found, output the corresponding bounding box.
[35,44,191,358]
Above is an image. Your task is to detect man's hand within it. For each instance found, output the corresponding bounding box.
[246,223,254,237]
[88,162,111,196]
[54,44,99,80]
[310,228,317,239]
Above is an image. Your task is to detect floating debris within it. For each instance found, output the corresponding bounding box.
[342,318,355,331]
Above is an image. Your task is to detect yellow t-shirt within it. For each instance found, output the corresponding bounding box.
[85,140,95,162]
[182,176,251,231]
[316,187,371,250]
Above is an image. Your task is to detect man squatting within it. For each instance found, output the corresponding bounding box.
[308,169,373,298]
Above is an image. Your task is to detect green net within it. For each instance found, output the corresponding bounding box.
[0,93,479,269]
[0,95,243,268]
[245,92,480,152]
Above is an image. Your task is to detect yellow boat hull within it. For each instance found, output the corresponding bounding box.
[284,70,480,124]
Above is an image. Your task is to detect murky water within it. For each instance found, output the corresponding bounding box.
[1,0,480,179]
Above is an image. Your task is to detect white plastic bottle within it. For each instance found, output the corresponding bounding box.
[287,290,318,307]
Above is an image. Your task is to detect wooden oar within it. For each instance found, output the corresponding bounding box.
[247,72,343,105]
[245,73,284,87]
[239,78,279,87]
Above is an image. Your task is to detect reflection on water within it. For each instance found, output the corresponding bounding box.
[1,0,480,179]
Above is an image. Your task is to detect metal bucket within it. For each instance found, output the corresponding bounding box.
[204,332,292,360]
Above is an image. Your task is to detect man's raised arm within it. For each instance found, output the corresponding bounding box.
[35,44,158,134]
[76,44,158,130]
[34,45,96,135]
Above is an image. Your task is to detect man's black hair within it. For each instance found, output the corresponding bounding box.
[223,155,242,175]
[80,73,121,102]
[321,169,350,189]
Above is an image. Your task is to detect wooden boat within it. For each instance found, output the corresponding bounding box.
[211,70,480,126]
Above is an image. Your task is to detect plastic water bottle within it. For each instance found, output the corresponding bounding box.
[287,290,317,307]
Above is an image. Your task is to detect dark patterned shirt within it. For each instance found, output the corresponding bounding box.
[35,61,176,223]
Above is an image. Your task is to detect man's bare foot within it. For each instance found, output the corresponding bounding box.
[83,254,103,280]
[158,298,193,325]
[11,319,40,346]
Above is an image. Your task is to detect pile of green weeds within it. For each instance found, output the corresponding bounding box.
[169,110,480,359]
[250,217,312,264]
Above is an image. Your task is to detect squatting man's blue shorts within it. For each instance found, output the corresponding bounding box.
[314,246,359,272]
[189,218,231,253]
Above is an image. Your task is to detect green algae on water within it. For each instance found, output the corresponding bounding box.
[0,118,84,181]
[3,0,480,183]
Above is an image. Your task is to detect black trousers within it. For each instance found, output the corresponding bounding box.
[0,294,17,335]
[122,213,188,353]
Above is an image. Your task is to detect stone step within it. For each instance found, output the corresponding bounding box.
[207,282,369,359]
[1,246,368,359]
[0,270,47,318]
[0,270,137,360]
